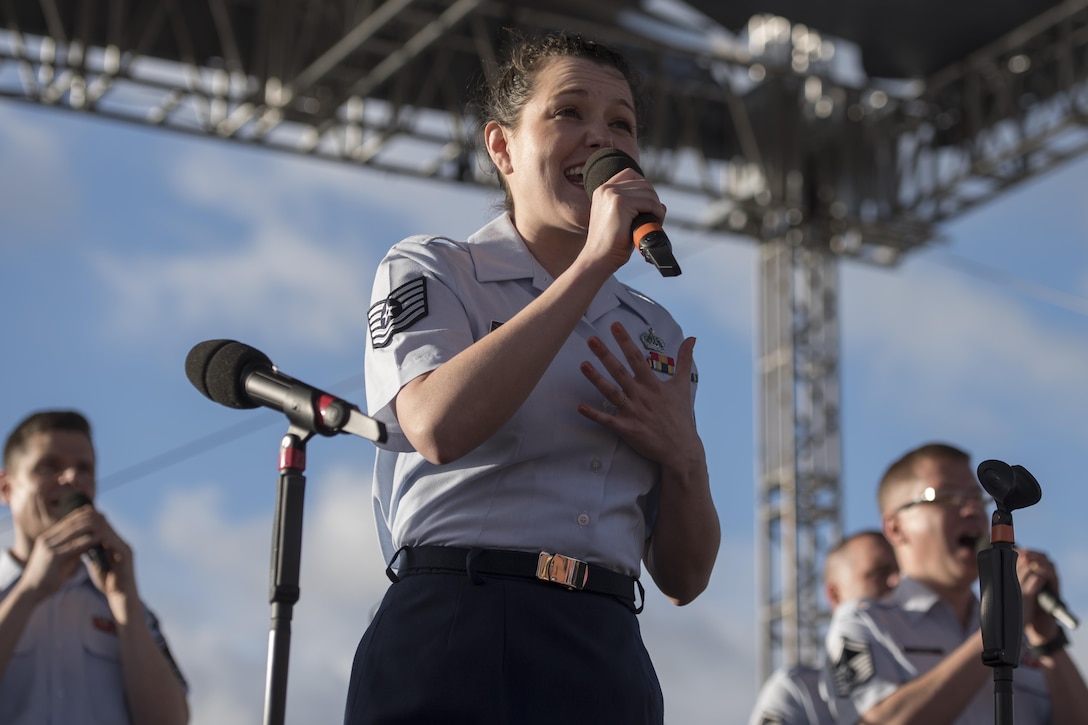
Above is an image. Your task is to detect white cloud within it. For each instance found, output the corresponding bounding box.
[85,139,493,353]
[164,137,494,247]
[841,256,1088,436]
[642,533,761,723]
[91,226,372,350]
[667,232,756,338]
[170,146,362,223]
[0,105,80,245]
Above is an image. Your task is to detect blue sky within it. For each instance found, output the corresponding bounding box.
[1,91,1086,724]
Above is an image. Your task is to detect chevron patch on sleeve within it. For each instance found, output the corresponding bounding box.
[368,277,428,349]
[831,636,875,697]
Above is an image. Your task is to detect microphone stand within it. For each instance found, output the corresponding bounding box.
[978,506,1021,725]
[263,426,310,725]
[186,340,389,724]
[258,384,386,725]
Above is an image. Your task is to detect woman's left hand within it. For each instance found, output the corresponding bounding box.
[577,321,698,470]
[580,321,719,604]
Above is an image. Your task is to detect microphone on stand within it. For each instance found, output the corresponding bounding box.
[185,339,386,443]
[977,459,1078,630]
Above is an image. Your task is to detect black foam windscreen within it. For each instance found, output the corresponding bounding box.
[977,459,1042,512]
[57,490,112,572]
[58,489,93,517]
[977,459,1015,501]
[583,147,643,197]
[185,339,272,409]
[1008,464,1042,510]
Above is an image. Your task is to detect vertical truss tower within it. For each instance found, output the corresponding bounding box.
[759,237,842,674]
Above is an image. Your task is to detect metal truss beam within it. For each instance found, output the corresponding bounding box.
[3,1,1087,260]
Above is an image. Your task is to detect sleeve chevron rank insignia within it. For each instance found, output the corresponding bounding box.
[368,276,428,349]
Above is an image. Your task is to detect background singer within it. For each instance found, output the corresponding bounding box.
[826,442,1088,724]
[0,410,188,725]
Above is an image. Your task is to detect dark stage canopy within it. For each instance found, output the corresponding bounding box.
[690,0,1063,78]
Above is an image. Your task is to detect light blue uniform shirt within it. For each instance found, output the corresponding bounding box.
[365,214,697,577]
[825,576,1051,724]
[0,549,185,725]
[748,664,837,725]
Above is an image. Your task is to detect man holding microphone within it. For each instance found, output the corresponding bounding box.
[826,442,1088,724]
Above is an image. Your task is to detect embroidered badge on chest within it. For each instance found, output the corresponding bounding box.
[639,328,667,353]
[368,277,428,349]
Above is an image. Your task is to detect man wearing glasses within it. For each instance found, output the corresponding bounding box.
[825,442,1088,724]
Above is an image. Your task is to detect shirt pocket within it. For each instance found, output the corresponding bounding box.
[81,622,128,723]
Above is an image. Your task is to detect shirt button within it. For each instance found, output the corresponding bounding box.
[577,512,591,526]
[589,459,601,472]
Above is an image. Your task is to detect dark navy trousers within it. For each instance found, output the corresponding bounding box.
[344,571,663,724]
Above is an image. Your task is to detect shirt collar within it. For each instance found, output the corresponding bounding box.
[891,576,942,613]
[892,575,980,627]
[0,548,91,593]
[467,214,537,284]
[467,213,647,324]
[0,549,21,591]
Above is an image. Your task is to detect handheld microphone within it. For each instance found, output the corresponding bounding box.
[1038,586,1080,630]
[185,339,387,443]
[57,491,112,573]
[583,147,681,277]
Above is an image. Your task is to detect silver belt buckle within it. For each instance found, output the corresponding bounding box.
[536,551,589,590]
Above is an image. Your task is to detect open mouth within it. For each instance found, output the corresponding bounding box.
[50,490,91,520]
[45,499,66,523]
[958,532,984,553]
[564,165,585,187]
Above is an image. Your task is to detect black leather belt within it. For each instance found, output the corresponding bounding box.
[387,546,642,611]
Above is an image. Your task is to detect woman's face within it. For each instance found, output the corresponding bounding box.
[488,56,639,242]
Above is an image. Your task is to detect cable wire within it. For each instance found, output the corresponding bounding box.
[932,251,1088,318]
[0,374,366,533]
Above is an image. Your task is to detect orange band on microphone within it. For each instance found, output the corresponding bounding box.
[633,221,663,247]
[991,523,1015,544]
